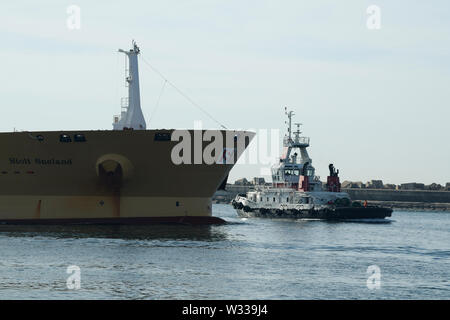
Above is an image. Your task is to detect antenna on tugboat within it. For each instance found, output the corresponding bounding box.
[294,123,302,135]
[285,107,294,140]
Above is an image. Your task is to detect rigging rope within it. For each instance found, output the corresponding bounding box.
[139,55,228,129]
[149,79,167,124]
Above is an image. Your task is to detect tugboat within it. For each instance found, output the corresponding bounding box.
[232,108,392,220]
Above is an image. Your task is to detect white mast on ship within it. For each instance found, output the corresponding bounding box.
[113,41,147,130]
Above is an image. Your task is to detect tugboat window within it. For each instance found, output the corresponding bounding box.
[59,134,72,143]
[74,134,86,142]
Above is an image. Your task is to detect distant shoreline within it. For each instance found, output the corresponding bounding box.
[342,200,450,212]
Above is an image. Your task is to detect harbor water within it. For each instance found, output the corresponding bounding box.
[0,204,449,299]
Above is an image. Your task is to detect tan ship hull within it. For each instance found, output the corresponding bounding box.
[0,129,254,224]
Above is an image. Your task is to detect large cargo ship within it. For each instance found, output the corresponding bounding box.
[0,42,254,224]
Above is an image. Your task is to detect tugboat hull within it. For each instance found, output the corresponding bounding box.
[235,206,392,220]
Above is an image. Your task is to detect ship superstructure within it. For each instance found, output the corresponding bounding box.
[113,41,146,131]
[271,109,320,191]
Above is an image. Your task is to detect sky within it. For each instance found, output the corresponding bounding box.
[0,1,449,185]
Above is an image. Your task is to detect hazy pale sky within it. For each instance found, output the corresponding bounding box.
[1,1,449,185]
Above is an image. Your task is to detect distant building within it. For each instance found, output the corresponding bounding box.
[354,181,365,189]
[384,184,396,190]
[252,177,266,185]
[366,180,384,189]
[425,183,443,191]
[400,183,425,190]
[341,181,365,189]
[234,178,251,186]
[446,183,450,191]
[341,181,353,189]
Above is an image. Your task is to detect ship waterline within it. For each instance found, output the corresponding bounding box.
[0,195,217,224]
[0,129,254,224]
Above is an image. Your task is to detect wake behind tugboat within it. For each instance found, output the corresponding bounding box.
[232,108,392,220]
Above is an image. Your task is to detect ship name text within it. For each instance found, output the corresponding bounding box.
[9,157,73,165]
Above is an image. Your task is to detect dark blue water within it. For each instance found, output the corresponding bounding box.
[0,204,449,299]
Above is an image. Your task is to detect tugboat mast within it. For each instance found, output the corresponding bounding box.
[272,108,314,188]
[285,107,294,141]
